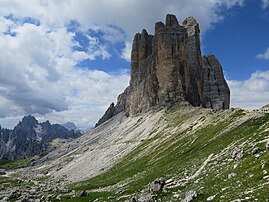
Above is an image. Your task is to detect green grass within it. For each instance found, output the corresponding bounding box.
[0,157,35,169]
[0,176,22,188]
[3,107,267,202]
[57,192,113,202]
[53,108,269,201]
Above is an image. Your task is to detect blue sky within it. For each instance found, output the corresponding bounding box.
[0,0,268,129]
[203,0,269,80]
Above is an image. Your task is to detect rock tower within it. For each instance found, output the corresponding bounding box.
[96,14,230,127]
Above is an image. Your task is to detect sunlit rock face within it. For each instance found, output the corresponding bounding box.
[96,14,230,126]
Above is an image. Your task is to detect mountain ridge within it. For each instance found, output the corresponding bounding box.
[0,115,81,160]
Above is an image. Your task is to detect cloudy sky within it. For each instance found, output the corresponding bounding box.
[0,0,269,129]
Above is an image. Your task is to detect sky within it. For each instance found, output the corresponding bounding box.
[0,0,269,129]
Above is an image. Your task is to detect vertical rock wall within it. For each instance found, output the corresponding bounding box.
[95,14,230,127]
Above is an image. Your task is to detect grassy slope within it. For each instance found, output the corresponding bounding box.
[49,107,269,201]
[0,157,34,169]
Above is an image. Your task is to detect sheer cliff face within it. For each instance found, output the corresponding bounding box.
[202,55,230,110]
[96,14,230,127]
[128,15,203,115]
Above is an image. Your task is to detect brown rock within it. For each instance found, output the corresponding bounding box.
[95,14,230,126]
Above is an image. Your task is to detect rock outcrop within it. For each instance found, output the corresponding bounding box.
[202,55,230,109]
[95,87,130,127]
[96,14,230,126]
[0,116,82,160]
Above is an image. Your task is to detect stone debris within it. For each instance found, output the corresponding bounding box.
[266,140,269,151]
[252,147,259,155]
[148,178,165,194]
[183,190,197,202]
[228,173,237,179]
[0,169,6,175]
[207,195,216,201]
[232,148,243,161]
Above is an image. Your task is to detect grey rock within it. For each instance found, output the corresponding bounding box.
[183,190,197,202]
[1,197,9,202]
[228,173,237,179]
[95,86,131,126]
[148,178,165,194]
[95,103,115,127]
[8,190,21,199]
[202,55,230,109]
[78,190,88,197]
[56,195,62,200]
[0,116,82,160]
[29,189,36,195]
[137,194,157,202]
[232,148,243,161]
[207,195,215,201]
[252,147,259,155]
[0,169,6,175]
[61,122,78,131]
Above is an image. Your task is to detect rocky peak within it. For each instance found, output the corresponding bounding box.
[21,115,38,127]
[182,16,199,34]
[0,116,82,160]
[96,14,230,127]
[165,14,180,28]
[202,55,230,109]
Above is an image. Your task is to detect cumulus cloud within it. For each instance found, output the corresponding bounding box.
[121,41,132,61]
[0,15,128,128]
[261,0,269,9]
[256,48,269,60]
[228,71,269,109]
[0,0,247,58]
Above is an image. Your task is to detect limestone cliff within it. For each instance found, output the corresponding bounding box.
[202,55,230,109]
[96,14,230,127]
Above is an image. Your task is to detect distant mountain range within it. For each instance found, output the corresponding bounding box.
[0,115,81,160]
[61,122,78,131]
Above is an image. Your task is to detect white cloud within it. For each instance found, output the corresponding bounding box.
[228,70,269,109]
[0,17,128,129]
[121,41,132,61]
[256,48,269,60]
[261,0,269,9]
[0,0,246,59]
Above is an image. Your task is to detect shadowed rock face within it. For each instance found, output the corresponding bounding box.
[96,14,230,127]
[0,116,82,160]
[202,55,230,109]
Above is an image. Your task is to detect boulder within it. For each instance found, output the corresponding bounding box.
[78,190,88,197]
[148,178,166,194]
[232,148,243,161]
[0,169,6,175]
[183,190,197,202]
[252,147,259,155]
[228,173,237,179]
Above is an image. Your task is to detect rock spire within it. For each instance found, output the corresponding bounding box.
[96,14,230,127]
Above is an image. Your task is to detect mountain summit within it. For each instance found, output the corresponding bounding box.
[0,116,81,160]
[96,14,230,126]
